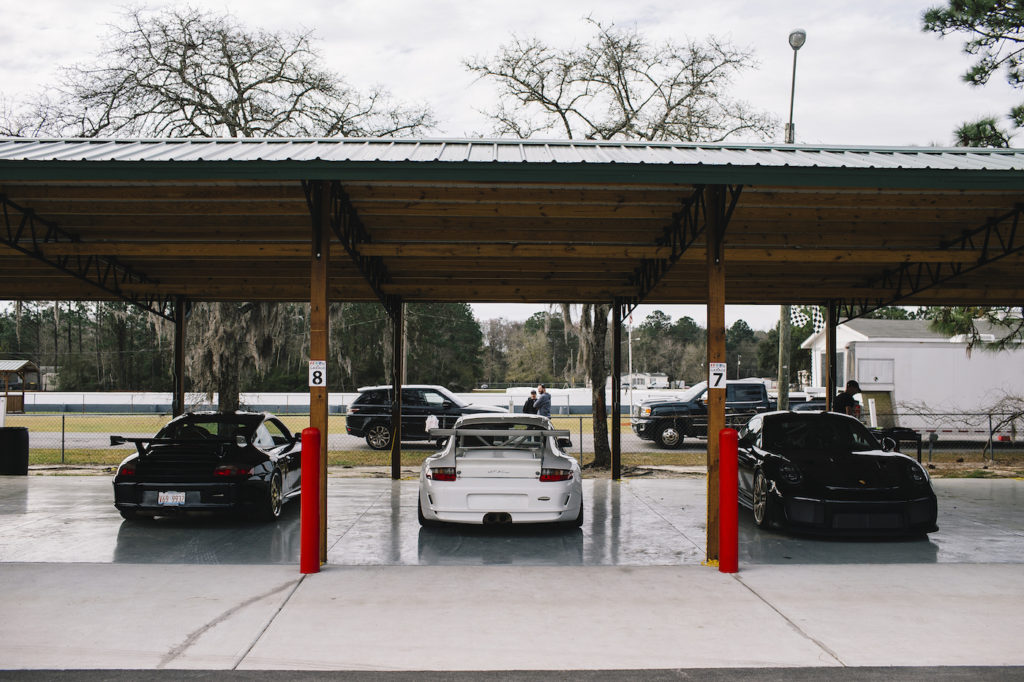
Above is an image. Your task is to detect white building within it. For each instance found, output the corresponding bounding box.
[801,318,1024,427]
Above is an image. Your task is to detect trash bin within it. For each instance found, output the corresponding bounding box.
[0,427,29,475]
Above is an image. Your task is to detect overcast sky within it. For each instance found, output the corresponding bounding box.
[2,0,1017,330]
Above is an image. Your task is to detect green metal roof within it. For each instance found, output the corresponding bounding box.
[3,137,1024,188]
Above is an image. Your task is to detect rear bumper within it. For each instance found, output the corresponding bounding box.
[113,479,266,515]
[420,476,582,525]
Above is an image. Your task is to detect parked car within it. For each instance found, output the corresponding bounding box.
[417,413,583,526]
[632,379,773,448]
[111,411,301,522]
[736,410,938,536]
[346,384,506,450]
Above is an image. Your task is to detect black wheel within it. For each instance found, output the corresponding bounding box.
[417,494,439,527]
[365,423,393,450]
[752,470,777,529]
[567,499,584,528]
[655,422,684,449]
[119,509,152,521]
[258,472,284,521]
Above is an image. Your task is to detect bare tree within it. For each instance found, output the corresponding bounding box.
[465,17,776,142]
[8,7,434,411]
[19,7,434,138]
[468,18,775,467]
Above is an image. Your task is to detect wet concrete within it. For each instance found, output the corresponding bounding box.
[0,476,1020,566]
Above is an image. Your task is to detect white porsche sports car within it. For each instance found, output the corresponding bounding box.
[418,413,584,526]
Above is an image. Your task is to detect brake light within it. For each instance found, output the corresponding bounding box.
[540,468,573,482]
[428,467,457,481]
[118,461,136,477]
[214,464,252,477]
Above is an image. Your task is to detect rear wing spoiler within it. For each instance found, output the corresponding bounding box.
[110,434,243,457]
[429,428,570,438]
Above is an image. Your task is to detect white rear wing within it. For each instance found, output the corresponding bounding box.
[429,428,570,438]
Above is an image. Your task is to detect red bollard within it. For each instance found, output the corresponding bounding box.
[718,428,739,574]
[300,427,321,574]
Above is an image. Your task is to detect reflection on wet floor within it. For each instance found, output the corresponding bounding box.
[0,477,1020,566]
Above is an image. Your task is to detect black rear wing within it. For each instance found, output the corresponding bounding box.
[110,434,244,457]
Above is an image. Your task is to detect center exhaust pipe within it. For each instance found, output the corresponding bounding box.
[483,512,512,525]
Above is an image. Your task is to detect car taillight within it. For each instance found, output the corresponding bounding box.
[428,467,457,481]
[540,468,573,482]
[214,464,252,477]
[118,461,136,477]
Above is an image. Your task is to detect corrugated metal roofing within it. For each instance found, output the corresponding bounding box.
[2,137,1024,170]
[0,360,36,372]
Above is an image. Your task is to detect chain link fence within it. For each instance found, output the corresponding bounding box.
[4,410,1020,470]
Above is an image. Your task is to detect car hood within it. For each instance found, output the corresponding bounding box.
[782,449,917,490]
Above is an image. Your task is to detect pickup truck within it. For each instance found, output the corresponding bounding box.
[631,380,774,448]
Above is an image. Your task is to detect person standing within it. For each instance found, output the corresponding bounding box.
[832,380,861,416]
[523,390,538,414]
[534,384,552,417]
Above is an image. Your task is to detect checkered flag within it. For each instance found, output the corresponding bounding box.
[811,306,825,333]
[790,307,809,326]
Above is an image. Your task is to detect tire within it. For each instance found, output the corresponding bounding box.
[258,472,284,522]
[752,470,777,529]
[566,500,584,528]
[365,423,393,450]
[417,494,439,527]
[119,509,152,521]
[655,421,685,449]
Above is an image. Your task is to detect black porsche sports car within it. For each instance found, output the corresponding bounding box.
[112,411,301,522]
[736,411,938,536]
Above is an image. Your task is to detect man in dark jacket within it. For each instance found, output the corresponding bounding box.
[523,390,538,414]
[833,380,861,416]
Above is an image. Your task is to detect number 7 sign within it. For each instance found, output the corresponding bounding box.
[708,362,727,389]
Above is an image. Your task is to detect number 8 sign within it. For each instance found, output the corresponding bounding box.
[308,360,327,387]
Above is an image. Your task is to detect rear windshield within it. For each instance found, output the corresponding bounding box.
[457,423,545,449]
[158,418,256,440]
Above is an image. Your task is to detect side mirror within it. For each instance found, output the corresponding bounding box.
[557,437,573,450]
[881,437,897,452]
[442,400,454,409]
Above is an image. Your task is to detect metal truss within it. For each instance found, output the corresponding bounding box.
[839,204,1023,321]
[620,184,743,320]
[303,180,400,319]
[0,194,175,321]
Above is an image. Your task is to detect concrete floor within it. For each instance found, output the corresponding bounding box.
[1,475,1023,672]
[0,475,1020,566]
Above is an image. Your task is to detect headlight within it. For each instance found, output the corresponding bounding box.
[908,463,929,485]
[640,407,652,417]
[779,462,802,484]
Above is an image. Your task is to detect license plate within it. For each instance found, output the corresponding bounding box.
[158,491,186,506]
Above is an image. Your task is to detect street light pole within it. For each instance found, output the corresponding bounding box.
[784,28,806,144]
[779,28,806,410]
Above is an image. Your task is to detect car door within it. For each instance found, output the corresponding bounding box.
[260,418,301,494]
[736,415,763,503]
[401,388,430,438]
[422,388,459,429]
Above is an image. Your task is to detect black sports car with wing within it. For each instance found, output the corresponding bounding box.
[736,411,938,536]
[112,412,301,522]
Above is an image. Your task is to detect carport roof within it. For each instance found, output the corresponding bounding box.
[1,137,1022,316]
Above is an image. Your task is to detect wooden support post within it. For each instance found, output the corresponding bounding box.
[390,300,403,480]
[310,181,331,564]
[172,295,186,417]
[825,299,838,412]
[705,185,727,564]
[611,301,622,481]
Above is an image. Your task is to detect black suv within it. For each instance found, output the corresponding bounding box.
[345,385,506,450]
